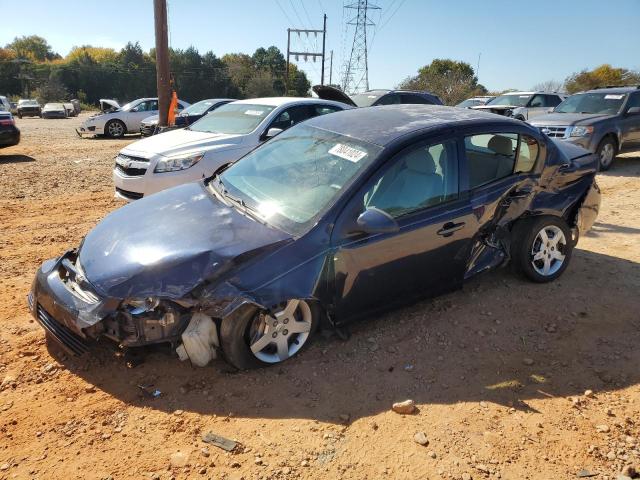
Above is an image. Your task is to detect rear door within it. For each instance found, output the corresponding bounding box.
[331,134,476,321]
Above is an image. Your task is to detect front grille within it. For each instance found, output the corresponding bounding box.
[115,164,147,176]
[114,153,149,177]
[36,304,89,356]
[140,124,156,136]
[115,187,144,200]
[540,126,568,138]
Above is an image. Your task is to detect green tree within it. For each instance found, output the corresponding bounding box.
[5,35,59,61]
[564,64,640,94]
[398,58,485,105]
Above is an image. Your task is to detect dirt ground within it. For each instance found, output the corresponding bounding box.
[1,114,639,480]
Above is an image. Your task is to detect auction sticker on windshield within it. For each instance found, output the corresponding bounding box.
[329,144,367,163]
[605,95,624,100]
[244,110,265,116]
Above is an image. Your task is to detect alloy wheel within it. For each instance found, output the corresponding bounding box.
[599,142,615,168]
[248,299,312,363]
[531,225,566,276]
[108,121,124,137]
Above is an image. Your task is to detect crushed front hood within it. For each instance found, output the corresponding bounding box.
[78,182,291,299]
[123,129,243,157]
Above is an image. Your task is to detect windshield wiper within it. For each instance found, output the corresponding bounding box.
[212,176,267,225]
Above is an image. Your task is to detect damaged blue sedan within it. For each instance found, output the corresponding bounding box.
[29,105,601,369]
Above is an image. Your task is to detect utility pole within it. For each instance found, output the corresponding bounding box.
[285,15,328,94]
[329,50,333,85]
[153,0,170,127]
[341,0,380,94]
[320,14,327,85]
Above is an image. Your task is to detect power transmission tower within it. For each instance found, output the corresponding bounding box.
[341,0,380,94]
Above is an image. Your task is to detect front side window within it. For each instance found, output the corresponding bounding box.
[217,124,382,235]
[625,92,640,110]
[465,133,539,189]
[529,95,545,108]
[546,95,563,107]
[363,140,458,218]
[189,103,275,134]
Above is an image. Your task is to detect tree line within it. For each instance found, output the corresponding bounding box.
[0,35,311,105]
[399,59,640,105]
[2,36,639,107]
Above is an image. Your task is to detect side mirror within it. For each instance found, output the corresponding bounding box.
[353,207,399,235]
[262,127,283,140]
[626,106,640,115]
[547,107,555,113]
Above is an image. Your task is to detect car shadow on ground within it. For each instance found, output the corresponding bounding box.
[49,247,640,424]
[600,153,640,178]
[0,154,36,164]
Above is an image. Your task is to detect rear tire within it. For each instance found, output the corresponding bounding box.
[511,216,573,283]
[105,119,126,138]
[596,136,617,171]
[220,299,319,370]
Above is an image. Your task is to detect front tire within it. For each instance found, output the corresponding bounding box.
[105,119,126,138]
[511,216,573,283]
[596,136,617,171]
[220,299,319,369]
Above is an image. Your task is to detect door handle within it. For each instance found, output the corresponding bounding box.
[437,221,465,236]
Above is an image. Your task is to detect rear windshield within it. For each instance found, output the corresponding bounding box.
[189,103,274,134]
[183,100,217,116]
[554,92,627,115]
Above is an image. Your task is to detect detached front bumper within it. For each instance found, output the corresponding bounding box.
[76,124,104,137]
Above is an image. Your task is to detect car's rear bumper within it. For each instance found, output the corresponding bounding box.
[0,127,20,147]
[42,112,67,119]
[18,109,41,117]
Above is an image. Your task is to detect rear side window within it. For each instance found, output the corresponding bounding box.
[465,133,539,189]
[313,105,342,116]
[545,95,562,107]
[375,94,401,106]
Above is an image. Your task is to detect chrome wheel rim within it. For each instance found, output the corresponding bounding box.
[108,121,124,137]
[600,143,614,167]
[249,299,312,363]
[531,225,566,276]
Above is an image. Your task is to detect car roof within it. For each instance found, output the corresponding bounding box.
[304,104,526,146]
[585,86,639,94]
[230,97,347,107]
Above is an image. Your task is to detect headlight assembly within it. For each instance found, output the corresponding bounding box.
[569,126,594,137]
[154,151,205,173]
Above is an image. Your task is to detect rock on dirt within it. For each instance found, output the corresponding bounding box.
[413,431,429,446]
[392,399,416,414]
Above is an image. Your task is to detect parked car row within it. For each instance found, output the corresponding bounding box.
[29,88,602,371]
[458,85,640,170]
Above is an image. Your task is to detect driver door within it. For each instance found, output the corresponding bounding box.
[127,100,157,130]
[331,136,476,322]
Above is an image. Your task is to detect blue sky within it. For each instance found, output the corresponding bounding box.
[1,0,639,92]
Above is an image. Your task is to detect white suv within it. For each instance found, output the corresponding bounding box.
[112,97,349,201]
[472,91,566,121]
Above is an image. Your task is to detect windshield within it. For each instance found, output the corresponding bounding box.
[44,103,63,109]
[119,100,145,112]
[190,103,274,134]
[350,91,386,107]
[554,92,627,115]
[19,100,38,106]
[182,100,218,116]
[487,94,531,107]
[217,124,382,235]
